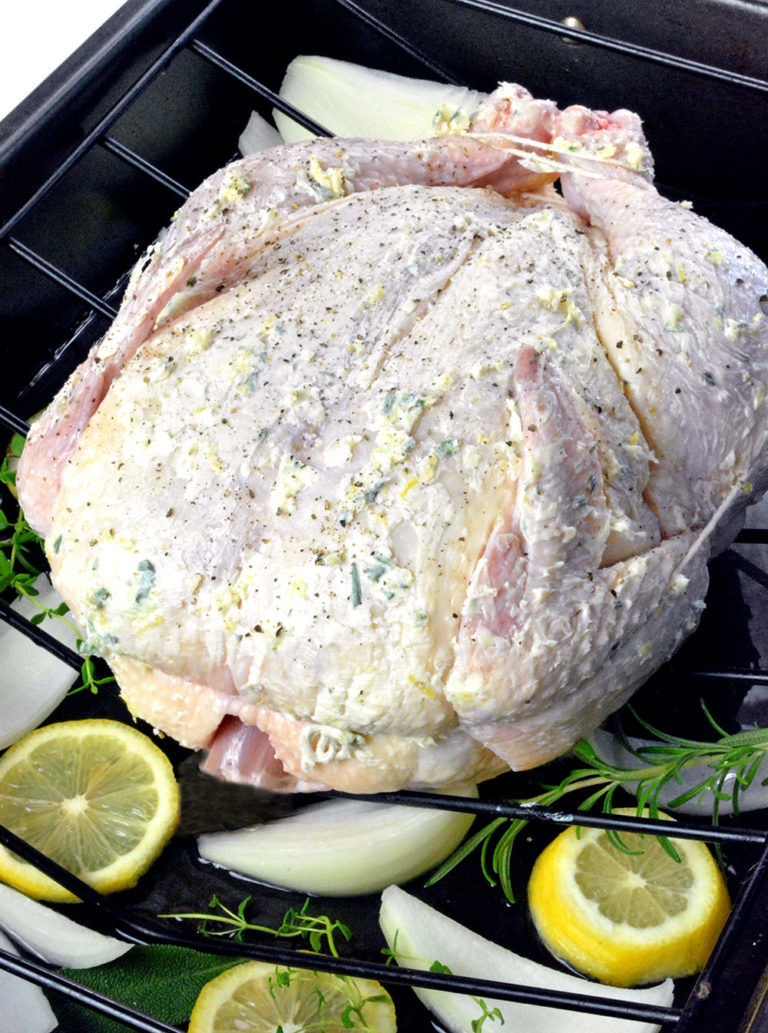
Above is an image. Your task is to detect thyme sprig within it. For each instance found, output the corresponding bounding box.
[384,935,503,1032]
[428,702,768,902]
[269,966,391,1033]
[1,432,115,696]
[162,897,393,1031]
[163,895,353,957]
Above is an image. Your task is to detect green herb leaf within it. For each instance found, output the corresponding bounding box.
[55,945,243,1033]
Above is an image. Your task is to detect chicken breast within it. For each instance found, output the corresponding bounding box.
[17,85,768,793]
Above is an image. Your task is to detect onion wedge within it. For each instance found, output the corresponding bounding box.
[0,928,57,1033]
[0,577,80,750]
[275,55,486,142]
[0,884,131,968]
[238,110,283,156]
[198,790,477,895]
[379,885,674,1033]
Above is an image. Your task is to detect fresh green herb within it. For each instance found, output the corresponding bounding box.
[1,434,116,696]
[70,654,119,696]
[56,945,244,1033]
[472,999,505,1031]
[703,370,716,386]
[163,896,353,957]
[388,945,502,1030]
[428,702,768,902]
[268,965,389,1033]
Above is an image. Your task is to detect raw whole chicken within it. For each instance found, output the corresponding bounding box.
[17,84,768,793]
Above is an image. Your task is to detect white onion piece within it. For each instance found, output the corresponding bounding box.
[589,729,768,816]
[379,885,673,1033]
[198,789,477,895]
[275,55,486,142]
[238,110,283,156]
[0,577,80,749]
[0,928,57,1033]
[0,884,131,968]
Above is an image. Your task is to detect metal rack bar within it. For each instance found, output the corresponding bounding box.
[332,0,467,84]
[336,789,768,846]
[101,136,191,199]
[676,836,768,1031]
[444,0,768,94]
[0,825,682,1024]
[736,529,768,544]
[0,406,29,436]
[6,239,118,320]
[0,949,179,1033]
[0,0,229,245]
[0,600,82,670]
[188,39,333,137]
[684,669,768,684]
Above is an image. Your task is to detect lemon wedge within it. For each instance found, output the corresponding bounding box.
[188,961,396,1033]
[0,719,179,902]
[528,810,730,987]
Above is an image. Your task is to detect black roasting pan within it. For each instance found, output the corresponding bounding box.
[2,2,768,1031]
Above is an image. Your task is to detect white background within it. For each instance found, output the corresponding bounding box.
[1,1,126,123]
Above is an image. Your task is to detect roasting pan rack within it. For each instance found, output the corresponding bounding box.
[3,0,768,1030]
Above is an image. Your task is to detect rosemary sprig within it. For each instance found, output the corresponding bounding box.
[1,432,115,696]
[163,895,353,957]
[427,702,768,903]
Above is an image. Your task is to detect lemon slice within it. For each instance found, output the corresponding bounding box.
[528,810,731,987]
[0,719,179,902]
[188,961,396,1033]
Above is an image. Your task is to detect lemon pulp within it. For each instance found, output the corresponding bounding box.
[0,719,179,901]
[188,961,397,1033]
[528,811,730,987]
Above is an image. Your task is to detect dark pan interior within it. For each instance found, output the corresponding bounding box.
[2,2,768,1031]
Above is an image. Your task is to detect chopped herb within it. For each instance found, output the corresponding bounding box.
[703,370,716,386]
[53,534,63,553]
[186,276,197,287]
[587,474,598,493]
[350,563,362,607]
[256,427,268,445]
[383,390,396,415]
[365,564,387,582]
[91,587,111,609]
[364,481,384,503]
[414,611,429,626]
[135,559,156,604]
[437,438,459,458]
